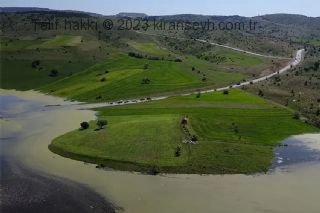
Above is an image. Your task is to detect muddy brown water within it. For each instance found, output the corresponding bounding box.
[1,89,320,213]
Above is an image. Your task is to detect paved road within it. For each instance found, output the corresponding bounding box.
[136,30,291,59]
[196,39,291,59]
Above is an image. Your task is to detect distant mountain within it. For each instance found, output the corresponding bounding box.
[0,7,103,17]
[1,7,319,41]
[116,12,148,18]
[0,7,51,13]
[256,14,320,29]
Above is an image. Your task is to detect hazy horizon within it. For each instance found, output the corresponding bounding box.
[1,0,319,17]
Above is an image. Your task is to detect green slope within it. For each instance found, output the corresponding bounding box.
[49,89,318,174]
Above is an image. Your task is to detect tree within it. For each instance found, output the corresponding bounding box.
[49,69,59,77]
[258,89,264,97]
[223,90,229,95]
[80,121,89,130]
[202,76,207,82]
[181,116,188,126]
[97,120,108,129]
[148,165,160,175]
[191,135,198,142]
[31,60,40,68]
[100,77,106,82]
[314,61,319,70]
[175,146,181,157]
[141,78,151,84]
[293,112,300,120]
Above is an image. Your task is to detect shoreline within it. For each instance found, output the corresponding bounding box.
[1,89,118,213]
[2,89,320,213]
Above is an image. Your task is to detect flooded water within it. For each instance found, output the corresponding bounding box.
[1,89,320,213]
[273,134,320,167]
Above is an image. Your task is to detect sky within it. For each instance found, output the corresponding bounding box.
[1,0,319,17]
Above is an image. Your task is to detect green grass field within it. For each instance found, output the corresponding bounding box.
[128,41,170,56]
[1,58,95,90]
[34,35,82,48]
[49,89,318,174]
[201,49,264,66]
[0,35,82,51]
[40,53,245,102]
[2,35,276,99]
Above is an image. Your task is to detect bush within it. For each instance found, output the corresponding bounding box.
[141,78,151,84]
[97,120,108,129]
[191,135,198,142]
[293,112,300,120]
[148,165,160,175]
[128,52,143,58]
[258,90,264,97]
[175,146,181,157]
[49,69,59,77]
[100,77,106,82]
[223,90,229,95]
[80,121,89,130]
[31,60,40,68]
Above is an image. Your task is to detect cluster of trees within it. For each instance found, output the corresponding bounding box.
[197,53,227,64]
[191,66,208,82]
[32,60,59,77]
[80,120,108,130]
[128,52,182,62]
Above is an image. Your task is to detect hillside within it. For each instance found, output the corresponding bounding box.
[1,8,319,175]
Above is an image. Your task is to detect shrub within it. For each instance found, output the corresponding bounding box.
[223,90,229,95]
[141,78,151,84]
[293,112,300,120]
[191,135,198,142]
[258,90,264,97]
[97,120,108,129]
[49,69,59,77]
[80,121,89,130]
[175,146,181,157]
[202,77,207,82]
[128,52,143,58]
[31,60,40,68]
[148,165,160,175]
